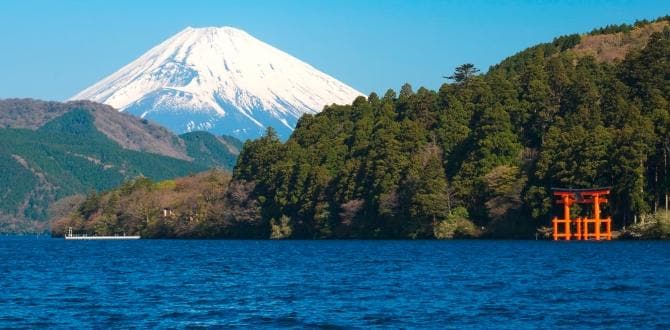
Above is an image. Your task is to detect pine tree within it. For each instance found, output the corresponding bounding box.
[445,63,480,84]
[405,143,450,238]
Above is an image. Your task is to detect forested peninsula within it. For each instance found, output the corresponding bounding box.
[53,18,670,239]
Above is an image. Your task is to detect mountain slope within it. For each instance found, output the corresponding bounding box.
[0,100,242,233]
[570,20,669,62]
[71,27,363,140]
[180,131,241,169]
[1,99,190,160]
[0,99,241,165]
[0,110,205,230]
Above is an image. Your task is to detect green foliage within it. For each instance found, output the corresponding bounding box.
[445,63,480,84]
[406,144,450,237]
[38,17,670,239]
[483,165,526,221]
[180,131,239,170]
[0,109,207,227]
[233,127,283,183]
[622,211,670,239]
[51,170,267,238]
[588,16,669,36]
[433,206,478,239]
[589,23,634,36]
[270,215,293,239]
[155,179,177,191]
[230,19,670,239]
[552,34,581,51]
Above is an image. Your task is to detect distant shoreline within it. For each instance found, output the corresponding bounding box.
[1,233,665,241]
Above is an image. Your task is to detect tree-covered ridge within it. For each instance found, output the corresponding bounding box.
[492,17,669,73]
[572,20,669,63]
[51,170,265,238]
[0,99,192,160]
[180,131,241,169]
[0,99,243,165]
[232,25,670,239]
[0,103,243,233]
[0,109,207,231]
[587,15,669,35]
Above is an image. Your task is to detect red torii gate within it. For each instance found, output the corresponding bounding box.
[552,188,612,241]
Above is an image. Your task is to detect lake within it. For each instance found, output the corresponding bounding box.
[1,238,668,328]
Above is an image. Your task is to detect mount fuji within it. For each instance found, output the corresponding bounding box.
[70,27,363,140]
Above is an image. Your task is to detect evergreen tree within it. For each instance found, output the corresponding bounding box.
[445,63,480,84]
[405,144,450,238]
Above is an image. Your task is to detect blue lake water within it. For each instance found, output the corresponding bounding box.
[1,238,669,328]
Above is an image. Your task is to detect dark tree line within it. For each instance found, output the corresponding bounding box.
[57,22,670,239]
[232,27,670,238]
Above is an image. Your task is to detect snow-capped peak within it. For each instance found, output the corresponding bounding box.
[70,26,363,139]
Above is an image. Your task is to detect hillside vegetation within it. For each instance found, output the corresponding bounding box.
[0,101,241,233]
[0,99,191,159]
[232,19,670,239]
[571,19,669,62]
[56,17,670,239]
[51,171,264,238]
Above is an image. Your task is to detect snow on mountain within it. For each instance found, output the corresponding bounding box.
[70,26,363,140]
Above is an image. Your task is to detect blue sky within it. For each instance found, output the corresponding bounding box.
[1,0,668,100]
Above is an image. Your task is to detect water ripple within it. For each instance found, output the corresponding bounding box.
[0,238,669,328]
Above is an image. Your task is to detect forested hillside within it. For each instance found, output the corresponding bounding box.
[0,101,241,233]
[50,171,263,238]
[53,17,670,239]
[0,99,192,160]
[231,18,670,238]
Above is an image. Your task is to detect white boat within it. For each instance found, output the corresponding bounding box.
[64,227,140,240]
